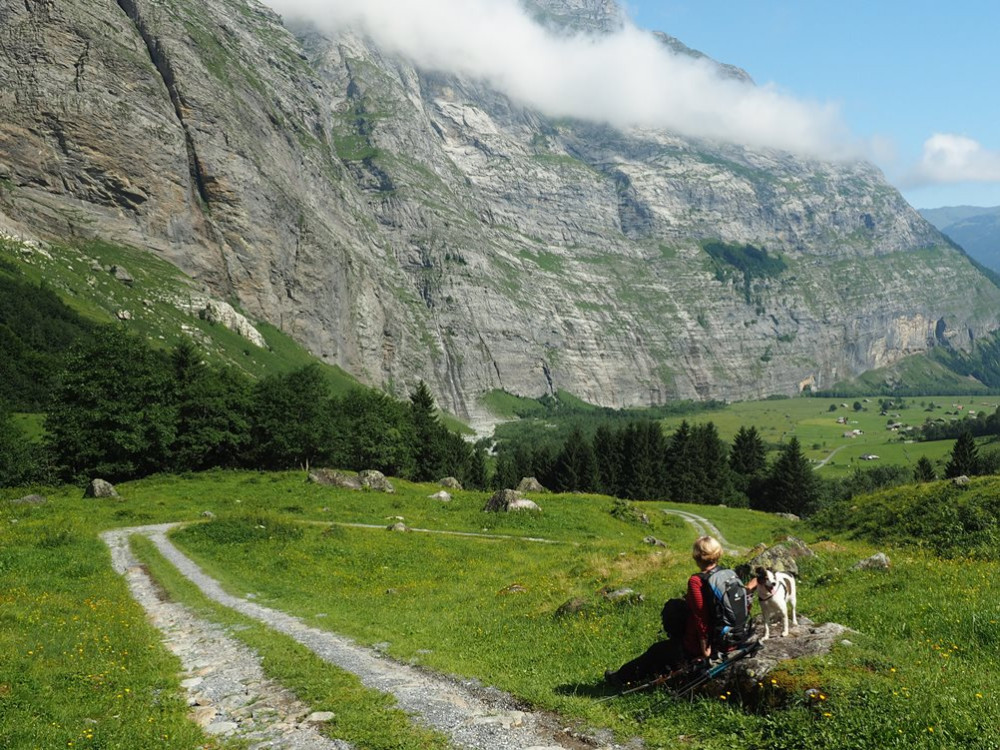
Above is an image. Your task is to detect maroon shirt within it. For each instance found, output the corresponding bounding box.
[683,571,712,657]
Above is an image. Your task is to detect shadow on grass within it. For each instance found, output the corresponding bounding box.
[553,678,620,699]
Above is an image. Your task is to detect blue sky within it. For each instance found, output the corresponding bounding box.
[624,1,1000,209]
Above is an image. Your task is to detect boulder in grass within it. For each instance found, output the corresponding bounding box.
[483,489,521,512]
[439,476,463,490]
[429,490,452,502]
[84,479,118,498]
[851,552,890,571]
[746,537,815,576]
[359,470,395,493]
[554,597,590,618]
[308,469,362,490]
[507,497,540,512]
[601,587,644,605]
[387,522,409,532]
[516,476,546,493]
[11,494,47,506]
[484,489,540,512]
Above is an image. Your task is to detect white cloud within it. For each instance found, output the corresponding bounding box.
[264,0,856,159]
[905,134,1000,186]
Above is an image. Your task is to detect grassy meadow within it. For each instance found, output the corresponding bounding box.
[3,471,997,749]
[656,395,1000,479]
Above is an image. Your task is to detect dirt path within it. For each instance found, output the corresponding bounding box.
[660,508,744,555]
[813,444,847,470]
[103,524,626,750]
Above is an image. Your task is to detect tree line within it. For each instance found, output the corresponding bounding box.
[1,327,485,488]
[491,421,823,516]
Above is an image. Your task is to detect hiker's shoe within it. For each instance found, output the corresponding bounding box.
[604,669,624,688]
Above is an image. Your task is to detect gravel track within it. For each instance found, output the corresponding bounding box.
[102,527,352,749]
[104,524,630,750]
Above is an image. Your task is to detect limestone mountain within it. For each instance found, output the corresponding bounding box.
[2,0,1000,425]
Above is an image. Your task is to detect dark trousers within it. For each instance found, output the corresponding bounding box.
[609,638,687,684]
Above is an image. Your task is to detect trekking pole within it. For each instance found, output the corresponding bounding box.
[594,670,676,703]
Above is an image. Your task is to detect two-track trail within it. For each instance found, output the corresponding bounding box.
[103,524,628,750]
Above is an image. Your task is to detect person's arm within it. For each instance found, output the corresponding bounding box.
[687,575,711,658]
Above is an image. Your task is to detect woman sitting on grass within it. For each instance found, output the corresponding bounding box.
[605,536,743,686]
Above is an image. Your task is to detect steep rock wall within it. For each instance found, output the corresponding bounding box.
[2,0,999,419]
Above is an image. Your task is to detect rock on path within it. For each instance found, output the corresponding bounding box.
[104,525,627,750]
[101,527,351,750]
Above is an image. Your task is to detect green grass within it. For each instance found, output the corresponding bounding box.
[4,470,999,748]
[0,505,229,749]
[161,475,999,749]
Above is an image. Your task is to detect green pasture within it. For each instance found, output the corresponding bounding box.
[2,471,999,749]
[658,395,1000,478]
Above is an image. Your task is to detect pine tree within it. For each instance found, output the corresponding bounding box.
[0,405,39,487]
[944,430,979,478]
[730,425,767,506]
[410,381,447,481]
[689,422,732,504]
[553,425,596,492]
[466,440,489,490]
[666,420,694,502]
[592,425,621,496]
[762,437,820,515]
[913,455,937,482]
[730,426,766,476]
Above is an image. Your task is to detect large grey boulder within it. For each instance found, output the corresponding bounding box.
[359,470,395,493]
[718,617,853,695]
[516,477,546,493]
[308,469,362,490]
[439,477,463,490]
[746,537,815,576]
[84,479,118,498]
[429,490,452,502]
[483,489,540,512]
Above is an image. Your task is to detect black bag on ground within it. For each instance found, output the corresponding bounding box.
[698,568,751,648]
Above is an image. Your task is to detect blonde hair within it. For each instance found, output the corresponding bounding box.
[692,536,723,567]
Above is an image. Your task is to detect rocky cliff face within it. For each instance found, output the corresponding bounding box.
[2,0,999,421]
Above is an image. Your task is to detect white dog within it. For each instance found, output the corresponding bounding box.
[754,567,797,640]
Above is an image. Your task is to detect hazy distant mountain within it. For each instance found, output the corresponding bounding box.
[920,206,1000,273]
